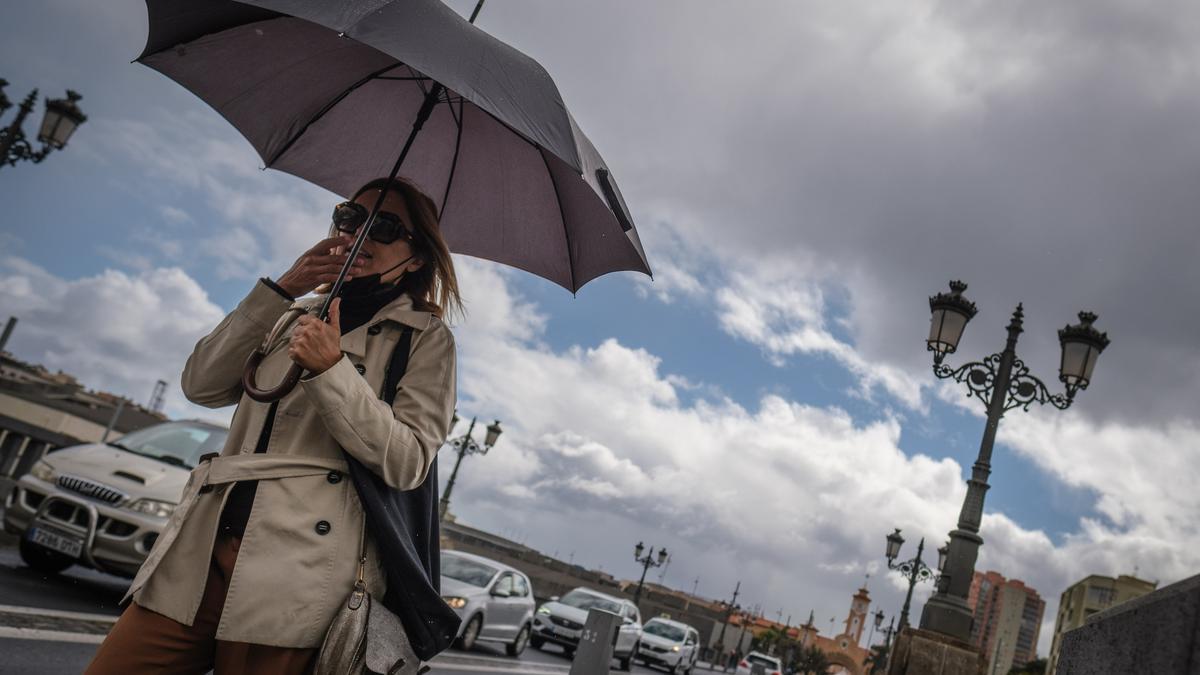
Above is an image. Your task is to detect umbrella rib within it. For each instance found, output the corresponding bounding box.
[540,149,577,293]
[438,95,466,220]
[266,62,404,167]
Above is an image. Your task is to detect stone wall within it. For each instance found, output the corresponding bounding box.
[1056,573,1200,674]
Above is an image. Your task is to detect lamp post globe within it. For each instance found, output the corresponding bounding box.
[885,528,904,561]
[484,419,503,447]
[927,281,978,365]
[38,90,86,150]
[1058,312,1111,398]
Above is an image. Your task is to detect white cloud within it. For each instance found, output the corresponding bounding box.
[0,256,230,425]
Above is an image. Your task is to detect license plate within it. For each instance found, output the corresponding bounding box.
[29,526,83,558]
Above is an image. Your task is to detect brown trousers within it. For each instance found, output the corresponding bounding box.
[86,534,317,675]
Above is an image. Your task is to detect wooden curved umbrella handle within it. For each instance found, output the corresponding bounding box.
[241,351,303,403]
[240,306,308,403]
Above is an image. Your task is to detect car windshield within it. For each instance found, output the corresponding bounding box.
[441,554,499,587]
[643,621,686,641]
[109,421,228,469]
[559,590,622,613]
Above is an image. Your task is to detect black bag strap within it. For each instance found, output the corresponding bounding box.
[382,326,415,405]
[350,322,460,660]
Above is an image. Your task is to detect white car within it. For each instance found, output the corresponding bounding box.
[440,550,537,656]
[735,651,782,675]
[2,420,228,577]
[636,617,700,674]
[531,587,643,670]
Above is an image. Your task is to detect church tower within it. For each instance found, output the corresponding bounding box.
[838,585,871,647]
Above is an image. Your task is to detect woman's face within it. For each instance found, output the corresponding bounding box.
[347,188,423,282]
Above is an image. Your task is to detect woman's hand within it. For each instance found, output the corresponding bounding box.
[275,235,365,298]
[289,298,344,374]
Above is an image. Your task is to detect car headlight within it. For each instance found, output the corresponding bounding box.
[29,460,56,482]
[126,499,176,518]
[443,597,467,609]
[672,646,681,652]
[537,606,551,615]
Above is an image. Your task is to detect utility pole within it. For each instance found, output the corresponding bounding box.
[714,580,741,670]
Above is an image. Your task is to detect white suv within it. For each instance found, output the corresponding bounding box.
[531,587,643,670]
[2,420,228,577]
[637,617,700,674]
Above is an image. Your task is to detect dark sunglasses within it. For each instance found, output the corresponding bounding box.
[331,201,415,245]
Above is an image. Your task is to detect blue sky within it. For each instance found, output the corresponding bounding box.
[4,0,1200,656]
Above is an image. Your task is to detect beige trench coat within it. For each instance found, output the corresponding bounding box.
[124,281,456,648]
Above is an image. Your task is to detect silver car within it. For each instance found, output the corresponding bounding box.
[2,420,228,577]
[531,587,644,670]
[440,550,537,656]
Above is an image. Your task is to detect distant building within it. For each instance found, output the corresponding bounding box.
[794,586,872,675]
[1046,573,1157,674]
[966,570,1045,674]
[0,352,165,496]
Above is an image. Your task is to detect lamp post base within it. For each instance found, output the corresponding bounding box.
[918,594,974,642]
[887,627,985,675]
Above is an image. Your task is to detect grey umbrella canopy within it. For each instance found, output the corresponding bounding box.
[138,0,651,292]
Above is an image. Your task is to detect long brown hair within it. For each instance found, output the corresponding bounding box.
[350,177,463,320]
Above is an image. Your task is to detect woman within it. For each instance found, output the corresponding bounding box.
[87,177,461,674]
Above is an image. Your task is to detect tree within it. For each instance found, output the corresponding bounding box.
[1007,658,1047,675]
[792,645,832,675]
[864,644,890,674]
[754,626,786,654]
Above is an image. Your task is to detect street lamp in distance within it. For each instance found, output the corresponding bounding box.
[438,414,502,522]
[0,79,87,168]
[632,540,668,607]
[884,529,938,630]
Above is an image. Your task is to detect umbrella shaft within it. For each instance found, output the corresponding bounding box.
[318,82,446,320]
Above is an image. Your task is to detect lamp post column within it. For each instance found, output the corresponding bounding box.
[633,555,653,606]
[920,306,1023,640]
[438,417,476,521]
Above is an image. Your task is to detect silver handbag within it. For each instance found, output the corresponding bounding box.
[315,525,422,675]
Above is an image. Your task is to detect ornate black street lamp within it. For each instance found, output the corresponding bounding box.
[438,414,502,522]
[632,540,669,607]
[919,281,1110,641]
[0,79,87,169]
[884,529,944,629]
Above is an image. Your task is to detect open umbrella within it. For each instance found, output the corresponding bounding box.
[137,0,651,659]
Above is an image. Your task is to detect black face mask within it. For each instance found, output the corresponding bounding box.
[338,255,415,298]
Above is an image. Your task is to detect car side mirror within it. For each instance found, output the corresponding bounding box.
[549,595,560,602]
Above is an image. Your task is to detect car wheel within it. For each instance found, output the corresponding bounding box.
[507,624,530,657]
[530,634,545,650]
[563,646,576,659]
[456,614,483,651]
[19,537,74,574]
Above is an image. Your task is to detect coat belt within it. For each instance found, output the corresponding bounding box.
[201,453,349,486]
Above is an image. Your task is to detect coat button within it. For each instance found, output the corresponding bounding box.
[355,364,366,375]
[327,471,342,484]
[315,520,331,535]
[367,324,382,335]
